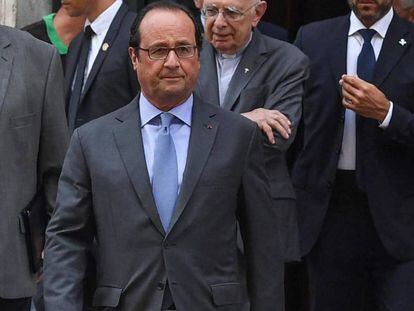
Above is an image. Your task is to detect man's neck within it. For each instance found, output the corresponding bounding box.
[87,0,116,22]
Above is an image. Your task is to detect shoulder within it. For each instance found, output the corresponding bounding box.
[257,21,288,41]
[1,26,56,62]
[253,31,308,70]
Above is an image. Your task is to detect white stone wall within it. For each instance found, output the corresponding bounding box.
[0,0,50,28]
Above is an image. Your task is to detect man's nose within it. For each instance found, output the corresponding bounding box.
[163,49,180,67]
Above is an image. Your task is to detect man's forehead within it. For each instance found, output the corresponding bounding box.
[140,10,195,44]
[204,0,250,7]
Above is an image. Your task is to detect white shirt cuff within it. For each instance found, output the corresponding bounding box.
[379,101,393,129]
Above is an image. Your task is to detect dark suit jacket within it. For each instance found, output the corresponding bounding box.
[65,3,138,130]
[196,30,309,262]
[292,13,414,260]
[0,26,68,298]
[44,95,282,310]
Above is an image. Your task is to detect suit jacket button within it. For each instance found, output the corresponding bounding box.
[157,282,165,290]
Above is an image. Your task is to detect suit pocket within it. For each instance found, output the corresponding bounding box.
[10,113,36,128]
[92,286,122,307]
[210,282,245,306]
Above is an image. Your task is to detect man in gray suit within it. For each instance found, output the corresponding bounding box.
[195,0,309,307]
[0,26,69,311]
[44,1,281,310]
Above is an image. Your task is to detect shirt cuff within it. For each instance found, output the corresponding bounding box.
[379,101,393,129]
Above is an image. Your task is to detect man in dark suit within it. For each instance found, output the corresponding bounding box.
[62,0,138,132]
[195,1,309,309]
[292,0,414,310]
[44,2,281,310]
[0,26,68,311]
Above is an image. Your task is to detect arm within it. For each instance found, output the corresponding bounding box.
[340,75,414,147]
[242,53,309,151]
[238,126,283,310]
[43,130,94,311]
[39,48,70,216]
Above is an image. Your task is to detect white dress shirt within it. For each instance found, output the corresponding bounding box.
[338,8,394,170]
[140,94,192,192]
[79,0,122,87]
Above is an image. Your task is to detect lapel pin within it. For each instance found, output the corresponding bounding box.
[102,43,110,51]
[399,39,407,46]
[244,68,250,74]
[205,124,213,129]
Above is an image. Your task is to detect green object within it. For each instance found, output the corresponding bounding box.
[43,13,68,55]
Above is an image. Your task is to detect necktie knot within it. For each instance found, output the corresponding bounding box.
[160,113,175,130]
[359,29,376,43]
[84,25,95,39]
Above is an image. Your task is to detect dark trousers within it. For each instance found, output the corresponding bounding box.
[0,297,31,311]
[306,170,414,311]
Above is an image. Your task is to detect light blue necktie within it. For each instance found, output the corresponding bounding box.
[152,113,178,232]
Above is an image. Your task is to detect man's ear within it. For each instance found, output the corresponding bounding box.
[129,47,139,69]
[194,0,203,9]
[251,1,267,27]
[409,7,414,23]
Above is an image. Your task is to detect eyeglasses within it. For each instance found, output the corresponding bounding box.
[138,45,197,60]
[201,2,260,22]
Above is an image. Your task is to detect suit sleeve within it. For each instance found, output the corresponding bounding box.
[39,48,70,216]
[238,125,283,311]
[263,49,309,152]
[44,129,94,311]
[384,104,414,147]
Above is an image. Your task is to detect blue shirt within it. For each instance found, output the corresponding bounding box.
[139,94,192,192]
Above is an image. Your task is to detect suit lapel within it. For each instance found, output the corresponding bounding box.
[167,97,219,235]
[64,35,82,102]
[222,31,267,111]
[113,97,165,236]
[80,4,129,103]
[374,15,411,87]
[328,15,349,88]
[0,34,12,116]
[197,41,220,106]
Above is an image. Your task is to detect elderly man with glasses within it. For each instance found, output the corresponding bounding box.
[195,1,309,309]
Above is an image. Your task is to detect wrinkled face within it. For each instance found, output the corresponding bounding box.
[203,0,266,54]
[348,0,393,27]
[129,10,200,111]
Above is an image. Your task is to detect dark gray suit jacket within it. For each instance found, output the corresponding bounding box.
[196,30,309,261]
[0,26,69,298]
[44,95,282,310]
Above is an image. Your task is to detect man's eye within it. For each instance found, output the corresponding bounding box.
[205,8,218,16]
[151,48,167,57]
[224,9,241,19]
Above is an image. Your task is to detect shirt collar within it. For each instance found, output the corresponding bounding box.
[139,93,193,127]
[349,8,393,38]
[85,0,122,36]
